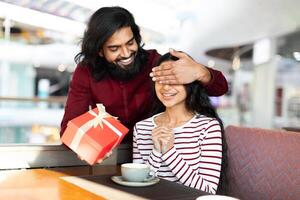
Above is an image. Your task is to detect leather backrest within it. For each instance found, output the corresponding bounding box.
[224,125,300,200]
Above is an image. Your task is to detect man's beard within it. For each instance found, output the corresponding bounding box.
[105,52,143,81]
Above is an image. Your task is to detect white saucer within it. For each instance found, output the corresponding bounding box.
[111,176,159,187]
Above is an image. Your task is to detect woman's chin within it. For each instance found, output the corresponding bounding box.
[162,102,175,108]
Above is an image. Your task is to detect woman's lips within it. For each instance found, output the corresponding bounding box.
[161,92,177,100]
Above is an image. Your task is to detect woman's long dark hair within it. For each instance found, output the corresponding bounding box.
[152,53,228,194]
[75,6,148,81]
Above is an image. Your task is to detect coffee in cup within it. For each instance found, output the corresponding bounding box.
[121,163,152,182]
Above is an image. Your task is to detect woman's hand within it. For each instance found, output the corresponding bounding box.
[150,49,211,85]
[152,126,174,154]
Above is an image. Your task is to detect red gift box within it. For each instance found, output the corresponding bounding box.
[61,104,129,165]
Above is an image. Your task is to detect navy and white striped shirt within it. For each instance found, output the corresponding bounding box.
[133,113,222,194]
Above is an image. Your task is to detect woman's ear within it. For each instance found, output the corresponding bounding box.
[98,51,103,57]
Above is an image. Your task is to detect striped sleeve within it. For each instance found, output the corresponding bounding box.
[147,149,163,175]
[132,122,163,175]
[161,119,222,194]
[132,125,144,163]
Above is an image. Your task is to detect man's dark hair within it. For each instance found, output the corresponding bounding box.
[75,6,147,80]
[152,53,228,194]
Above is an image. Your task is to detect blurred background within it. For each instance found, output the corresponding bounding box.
[0,0,299,145]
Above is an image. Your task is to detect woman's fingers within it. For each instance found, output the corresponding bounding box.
[152,126,174,153]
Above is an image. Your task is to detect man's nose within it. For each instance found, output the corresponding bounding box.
[120,46,130,58]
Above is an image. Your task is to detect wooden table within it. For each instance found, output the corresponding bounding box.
[0,167,208,200]
[0,169,105,200]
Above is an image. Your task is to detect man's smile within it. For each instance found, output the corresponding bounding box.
[116,54,135,68]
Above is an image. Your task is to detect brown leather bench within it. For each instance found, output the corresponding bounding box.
[224,125,300,200]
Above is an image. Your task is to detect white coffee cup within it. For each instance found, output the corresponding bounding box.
[121,163,152,182]
[196,195,240,200]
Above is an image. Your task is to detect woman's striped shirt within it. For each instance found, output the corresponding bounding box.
[133,113,222,194]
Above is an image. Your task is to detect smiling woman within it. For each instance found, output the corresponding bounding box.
[133,52,227,194]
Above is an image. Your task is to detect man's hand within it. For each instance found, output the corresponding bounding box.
[150,49,211,85]
[97,150,113,164]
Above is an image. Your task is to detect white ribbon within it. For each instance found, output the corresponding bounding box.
[70,104,123,151]
[88,104,115,129]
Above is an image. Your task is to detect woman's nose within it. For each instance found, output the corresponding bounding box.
[162,84,171,90]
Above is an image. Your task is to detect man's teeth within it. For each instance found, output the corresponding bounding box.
[119,57,133,64]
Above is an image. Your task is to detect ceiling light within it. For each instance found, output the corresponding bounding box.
[232,56,240,70]
[0,2,85,36]
[293,52,300,61]
[208,60,215,67]
[57,64,67,72]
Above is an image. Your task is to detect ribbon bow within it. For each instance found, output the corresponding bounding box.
[89,104,117,129]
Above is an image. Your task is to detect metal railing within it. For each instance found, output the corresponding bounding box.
[0,96,67,104]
